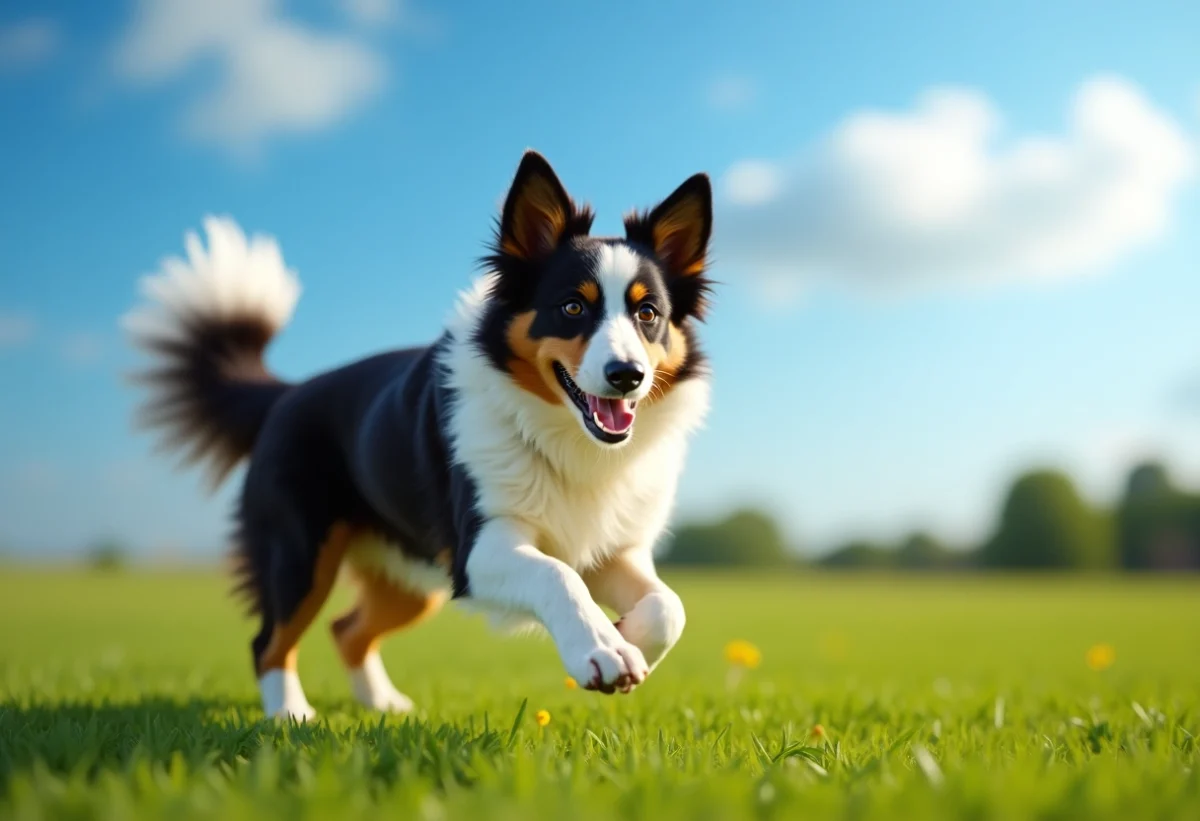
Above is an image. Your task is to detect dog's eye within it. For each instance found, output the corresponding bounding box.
[562,300,585,318]
[636,304,658,323]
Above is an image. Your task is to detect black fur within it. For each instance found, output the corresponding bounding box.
[229,339,484,629]
[623,173,716,323]
[130,150,713,677]
[480,151,595,308]
[129,314,291,489]
[476,152,709,384]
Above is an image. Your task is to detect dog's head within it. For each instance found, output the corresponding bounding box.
[476,150,713,447]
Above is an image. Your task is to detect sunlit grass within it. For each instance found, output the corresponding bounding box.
[1,569,1197,819]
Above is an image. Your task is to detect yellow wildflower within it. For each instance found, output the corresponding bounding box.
[811,724,826,739]
[1086,643,1115,672]
[724,640,762,669]
[564,676,578,690]
[535,709,551,727]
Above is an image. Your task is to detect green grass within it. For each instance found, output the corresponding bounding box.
[1,569,1198,820]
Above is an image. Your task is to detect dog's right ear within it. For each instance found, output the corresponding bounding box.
[496,151,592,261]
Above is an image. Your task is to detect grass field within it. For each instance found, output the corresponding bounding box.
[1,568,1198,820]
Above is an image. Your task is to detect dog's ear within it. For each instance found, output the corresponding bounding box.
[497,151,591,261]
[625,173,714,320]
[625,173,712,278]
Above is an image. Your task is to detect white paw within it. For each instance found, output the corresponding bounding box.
[349,652,415,713]
[259,669,317,722]
[566,632,649,694]
[363,685,415,713]
[271,702,317,722]
[616,589,686,670]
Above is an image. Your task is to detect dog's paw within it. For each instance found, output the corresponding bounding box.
[568,637,649,694]
[615,589,686,670]
[260,669,317,722]
[360,686,414,714]
[270,702,317,722]
[349,653,416,713]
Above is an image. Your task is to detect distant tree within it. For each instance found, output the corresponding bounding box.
[980,469,1115,570]
[818,540,893,569]
[1124,462,1172,501]
[662,509,791,566]
[86,539,128,572]
[1117,462,1200,571]
[894,531,955,570]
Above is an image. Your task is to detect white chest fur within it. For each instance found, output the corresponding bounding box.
[441,282,710,570]
[447,371,706,569]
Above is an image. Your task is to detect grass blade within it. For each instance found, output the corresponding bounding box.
[506,698,528,751]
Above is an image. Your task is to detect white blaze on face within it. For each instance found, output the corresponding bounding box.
[576,244,653,401]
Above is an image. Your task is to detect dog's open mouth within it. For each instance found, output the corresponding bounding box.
[553,362,637,444]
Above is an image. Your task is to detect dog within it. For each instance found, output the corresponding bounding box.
[123,151,714,720]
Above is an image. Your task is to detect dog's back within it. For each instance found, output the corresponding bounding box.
[124,151,715,720]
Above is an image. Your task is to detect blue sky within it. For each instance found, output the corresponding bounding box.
[1,0,1199,558]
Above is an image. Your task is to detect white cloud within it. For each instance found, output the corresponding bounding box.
[708,75,757,112]
[113,0,386,155]
[0,18,60,70]
[341,0,441,38]
[725,159,782,205]
[341,0,400,27]
[0,313,36,348]
[716,76,1196,298]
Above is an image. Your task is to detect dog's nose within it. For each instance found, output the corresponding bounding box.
[604,361,645,394]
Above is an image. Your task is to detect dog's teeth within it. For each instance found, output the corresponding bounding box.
[593,412,618,434]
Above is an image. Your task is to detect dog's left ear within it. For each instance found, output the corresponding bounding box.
[625,173,713,319]
[625,173,712,278]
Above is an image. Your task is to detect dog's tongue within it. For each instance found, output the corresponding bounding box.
[587,395,635,433]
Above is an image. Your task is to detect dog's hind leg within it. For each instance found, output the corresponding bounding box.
[253,522,353,721]
[330,569,445,713]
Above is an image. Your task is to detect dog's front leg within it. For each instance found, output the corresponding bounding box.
[583,549,685,673]
[464,519,649,693]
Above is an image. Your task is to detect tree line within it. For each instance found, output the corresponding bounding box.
[661,461,1200,571]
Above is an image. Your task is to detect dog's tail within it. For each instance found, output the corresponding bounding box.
[122,215,301,490]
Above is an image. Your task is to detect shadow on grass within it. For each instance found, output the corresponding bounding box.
[0,697,510,789]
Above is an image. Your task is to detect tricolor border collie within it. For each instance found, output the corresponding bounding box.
[124,151,714,720]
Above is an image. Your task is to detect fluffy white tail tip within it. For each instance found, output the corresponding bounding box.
[122,215,302,346]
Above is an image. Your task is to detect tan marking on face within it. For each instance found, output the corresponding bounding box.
[258,522,353,674]
[505,310,587,405]
[506,311,559,404]
[579,280,600,303]
[642,323,690,405]
[628,282,648,303]
[507,358,559,404]
[537,336,588,389]
[331,568,446,668]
